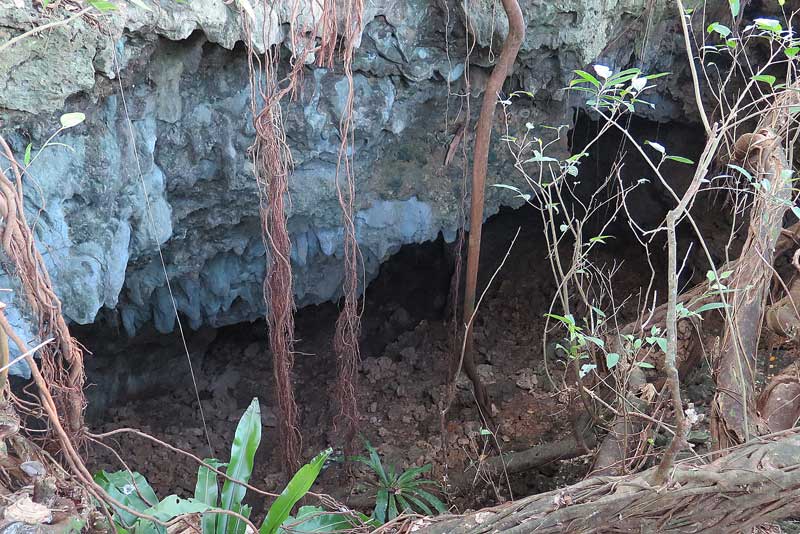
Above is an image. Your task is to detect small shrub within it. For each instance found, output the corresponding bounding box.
[355,441,446,524]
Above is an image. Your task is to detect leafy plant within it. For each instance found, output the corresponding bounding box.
[95,398,343,534]
[354,441,445,524]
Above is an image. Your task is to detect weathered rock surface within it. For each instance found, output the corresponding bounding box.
[0,0,689,374]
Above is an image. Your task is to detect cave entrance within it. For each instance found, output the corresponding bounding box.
[77,113,710,514]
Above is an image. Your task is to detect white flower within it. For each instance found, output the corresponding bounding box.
[593,64,612,79]
[630,76,647,92]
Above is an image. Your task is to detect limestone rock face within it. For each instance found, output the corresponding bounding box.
[0,0,687,374]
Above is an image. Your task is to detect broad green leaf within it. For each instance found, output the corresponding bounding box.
[665,155,694,164]
[387,494,399,522]
[707,22,732,38]
[134,496,210,534]
[729,0,740,17]
[752,74,777,86]
[579,363,597,378]
[754,18,782,33]
[792,206,800,221]
[403,494,433,516]
[94,470,159,528]
[414,488,447,514]
[785,47,799,58]
[606,352,620,369]
[218,398,262,534]
[88,0,116,9]
[278,506,360,533]
[260,449,332,534]
[23,143,31,166]
[570,70,600,88]
[583,335,604,348]
[374,488,389,524]
[195,459,225,534]
[397,464,431,485]
[59,112,86,129]
[228,502,252,534]
[395,495,413,515]
[637,361,656,369]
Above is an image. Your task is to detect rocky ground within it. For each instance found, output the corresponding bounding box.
[82,205,712,520]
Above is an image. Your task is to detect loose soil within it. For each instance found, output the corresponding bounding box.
[83,206,673,519]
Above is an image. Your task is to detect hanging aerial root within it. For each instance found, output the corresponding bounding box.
[243,12,303,472]
[0,134,85,441]
[326,0,365,450]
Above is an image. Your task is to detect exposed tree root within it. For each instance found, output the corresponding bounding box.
[0,135,85,440]
[419,430,800,534]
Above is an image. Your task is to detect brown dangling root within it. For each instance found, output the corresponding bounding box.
[242,5,312,472]
[323,0,365,451]
[0,134,86,441]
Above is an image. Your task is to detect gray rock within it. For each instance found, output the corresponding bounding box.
[0,0,691,374]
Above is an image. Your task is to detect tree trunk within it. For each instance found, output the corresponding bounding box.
[418,430,800,534]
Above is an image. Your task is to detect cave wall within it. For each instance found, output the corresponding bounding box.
[0,0,691,375]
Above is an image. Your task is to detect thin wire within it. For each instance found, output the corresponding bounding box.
[109,39,214,457]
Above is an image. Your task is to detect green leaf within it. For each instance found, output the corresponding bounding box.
[694,302,728,314]
[396,464,431,486]
[645,140,665,154]
[228,503,252,534]
[387,494,399,522]
[570,70,601,88]
[88,0,116,10]
[395,495,413,515]
[492,184,523,195]
[94,470,158,528]
[403,494,433,516]
[134,496,210,534]
[195,459,224,534]
[637,361,656,369]
[59,112,86,129]
[583,335,605,348]
[374,488,389,524]
[589,235,613,244]
[23,143,31,166]
[579,363,597,378]
[606,352,620,369]
[785,47,799,58]
[755,18,782,33]
[665,155,694,164]
[413,489,447,514]
[707,22,732,38]
[644,72,671,80]
[218,398,262,534]
[792,206,800,221]
[729,0,740,17]
[752,74,777,86]
[728,164,753,182]
[260,448,332,534]
[278,506,359,533]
